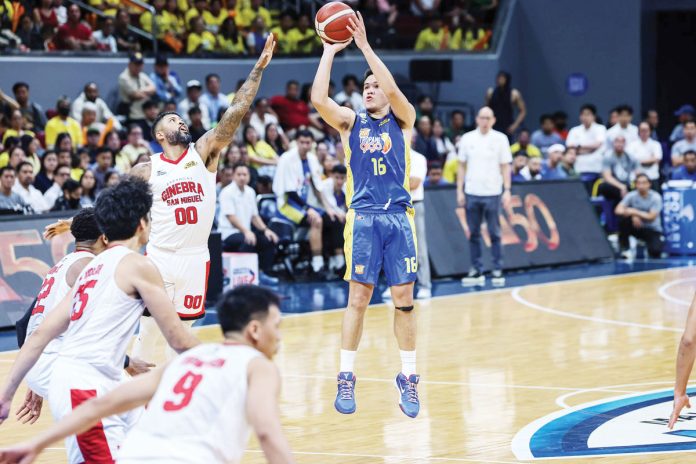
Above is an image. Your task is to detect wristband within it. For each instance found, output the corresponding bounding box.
[124,355,130,369]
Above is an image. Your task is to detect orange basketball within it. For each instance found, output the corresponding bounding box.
[315,2,357,44]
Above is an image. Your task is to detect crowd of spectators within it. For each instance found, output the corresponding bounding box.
[0,0,497,54]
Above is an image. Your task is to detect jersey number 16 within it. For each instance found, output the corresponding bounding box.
[371,157,386,176]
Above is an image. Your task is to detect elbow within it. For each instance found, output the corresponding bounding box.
[680,335,695,351]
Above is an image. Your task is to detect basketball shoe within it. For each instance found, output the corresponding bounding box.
[334,372,356,414]
[395,373,420,418]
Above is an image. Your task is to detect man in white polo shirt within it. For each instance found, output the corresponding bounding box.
[627,121,662,187]
[566,104,607,179]
[456,106,512,287]
[218,163,279,285]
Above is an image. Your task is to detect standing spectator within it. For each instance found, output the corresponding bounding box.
[671,150,696,182]
[448,110,467,139]
[485,71,526,137]
[319,164,348,274]
[45,96,81,149]
[671,120,696,167]
[55,4,96,50]
[117,53,156,123]
[456,106,512,286]
[12,82,46,131]
[49,178,82,211]
[43,164,71,207]
[644,109,660,141]
[250,98,283,139]
[552,110,569,140]
[120,124,152,167]
[510,129,541,157]
[138,100,161,147]
[432,118,456,160]
[187,16,217,55]
[606,104,639,149]
[150,55,183,103]
[566,104,607,178]
[558,146,578,178]
[93,16,117,52]
[627,121,662,187]
[615,173,663,259]
[598,135,638,211]
[34,150,58,193]
[414,115,439,162]
[200,73,229,124]
[409,149,431,298]
[244,125,278,177]
[606,107,619,128]
[12,161,48,212]
[218,163,280,285]
[270,80,320,135]
[531,114,563,157]
[670,104,695,143]
[187,107,207,142]
[178,80,211,129]
[334,74,364,112]
[71,82,120,131]
[424,161,449,186]
[0,167,30,215]
[91,147,113,192]
[114,8,140,52]
[79,170,96,207]
[542,144,565,180]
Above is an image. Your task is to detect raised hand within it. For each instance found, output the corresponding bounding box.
[346,11,368,50]
[256,35,276,70]
[322,37,353,54]
[43,219,71,240]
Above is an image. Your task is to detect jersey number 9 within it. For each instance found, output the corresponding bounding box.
[371,157,387,176]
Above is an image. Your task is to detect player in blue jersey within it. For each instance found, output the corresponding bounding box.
[311,12,420,418]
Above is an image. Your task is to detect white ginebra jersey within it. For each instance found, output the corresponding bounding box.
[148,143,217,251]
[117,343,263,464]
[26,250,94,355]
[58,246,145,381]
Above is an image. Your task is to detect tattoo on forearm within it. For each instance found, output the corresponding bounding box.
[214,66,263,143]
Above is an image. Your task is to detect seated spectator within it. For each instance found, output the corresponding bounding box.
[524,157,543,180]
[627,121,662,185]
[606,107,618,128]
[447,110,467,139]
[511,151,529,182]
[200,73,229,125]
[271,11,297,55]
[432,118,456,160]
[542,144,566,180]
[140,0,180,40]
[671,120,696,167]
[55,133,74,159]
[55,4,96,50]
[202,0,228,33]
[12,82,45,132]
[510,129,541,158]
[319,163,347,275]
[81,111,104,149]
[1,146,27,170]
[12,161,48,212]
[265,123,288,155]
[273,130,335,274]
[71,82,120,131]
[416,95,434,120]
[50,178,82,211]
[424,161,450,186]
[2,110,34,144]
[271,80,315,134]
[118,53,156,124]
[558,146,578,178]
[218,163,279,285]
[20,135,42,175]
[33,0,59,29]
[415,17,447,51]
[293,13,319,54]
[0,166,30,215]
[91,147,113,192]
[184,0,207,25]
[187,16,217,55]
[598,135,638,209]
[644,109,660,141]
[45,96,81,149]
[79,170,96,207]
[250,98,283,140]
[566,104,606,177]
[450,20,491,51]
[670,104,695,143]
[671,150,696,182]
[93,16,117,52]
[217,17,245,55]
[120,124,152,168]
[246,16,270,56]
[179,80,211,129]
[114,9,140,52]
[104,170,120,188]
[615,173,663,259]
[531,114,563,157]
[606,104,638,149]
[552,110,569,140]
[187,106,207,142]
[139,101,162,149]
[236,0,272,29]
[414,115,439,162]
[18,14,43,50]
[334,74,363,113]
[34,150,58,193]
[150,55,183,103]
[244,125,278,177]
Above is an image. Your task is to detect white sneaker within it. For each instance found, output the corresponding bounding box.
[381,288,392,299]
[491,269,505,287]
[416,288,432,299]
[461,269,485,286]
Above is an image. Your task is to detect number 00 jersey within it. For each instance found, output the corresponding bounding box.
[149,143,216,251]
[117,343,263,464]
[345,111,412,212]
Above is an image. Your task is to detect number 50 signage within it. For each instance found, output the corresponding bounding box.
[424,181,613,276]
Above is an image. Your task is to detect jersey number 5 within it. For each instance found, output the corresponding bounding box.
[371,157,387,176]
[163,371,203,412]
[71,279,97,321]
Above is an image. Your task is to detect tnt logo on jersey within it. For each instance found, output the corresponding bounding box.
[360,132,392,155]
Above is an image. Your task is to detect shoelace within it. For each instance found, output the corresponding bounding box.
[338,379,354,400]
[405,380,419,403]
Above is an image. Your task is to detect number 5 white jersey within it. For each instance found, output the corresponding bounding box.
[148,143,217,251]
[117,343,263,464]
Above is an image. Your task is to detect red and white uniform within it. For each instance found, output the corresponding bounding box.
[147,143,216,320]
[117,343,262,463]
[49,246,145,464]
[25,250,94,398]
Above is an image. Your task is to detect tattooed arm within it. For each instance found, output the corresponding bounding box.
[195,35,276,172]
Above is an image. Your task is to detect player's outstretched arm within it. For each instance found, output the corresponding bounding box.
[669,292,696,429]
[246,358,295,464]
[0,367,164,463]
[125,255,200,354]
[0,293,72,425]
[311,40,355,133]
[195,35,276,168]
[348,12,416,128]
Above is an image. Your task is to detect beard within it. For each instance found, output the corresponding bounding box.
[165,129,192,146]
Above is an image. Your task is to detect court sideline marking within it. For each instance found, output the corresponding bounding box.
[658,277,696,307]
[554,380,687,408]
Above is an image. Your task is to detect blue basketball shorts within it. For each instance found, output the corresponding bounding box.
[343,208,418,287]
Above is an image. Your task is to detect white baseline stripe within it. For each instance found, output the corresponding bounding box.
[657,277,696,307]
[246,449,517,463]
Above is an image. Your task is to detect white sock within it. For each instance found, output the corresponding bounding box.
[334,254,345,269]
[328,255,338,270]
[339,349,357,373]
[312,255,325,272]
[400,350,417,377]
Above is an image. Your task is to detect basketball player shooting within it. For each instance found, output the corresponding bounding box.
[311,12,421,418]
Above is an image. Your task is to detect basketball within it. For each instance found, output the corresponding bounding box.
[315,2,357,44]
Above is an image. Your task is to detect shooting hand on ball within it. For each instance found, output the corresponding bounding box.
[347,12,368,50]
[322,37,353,54]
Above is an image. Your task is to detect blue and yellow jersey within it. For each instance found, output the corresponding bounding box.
[345,111,412,212]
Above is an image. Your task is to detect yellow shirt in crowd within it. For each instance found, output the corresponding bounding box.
[450,27,490,50]
[271,27,303,54]
[235,6,272,28]
[247,141,278,168]
[45,116,82,149]
[510,142,542,158]
[202,9,229,33]
[140,10,181,38]
[414,28,447,51]
[187,30,217,54]
[217,34,246,54]
[2,129,35,144]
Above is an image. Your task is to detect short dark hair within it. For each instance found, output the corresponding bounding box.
[217,285,280,333]
[616,104,634,115]
[70,207,102,243]
[286,79,299,88]
[635,173,650,183]
[342,74,358,87]
[580,104,597,115]
[684,150,696,158]
[94,177,152,241]
[363,69,373,82]
[56,163,71,174]
[428,161,443,170]
[232,162,249,173]
[143,99,158,111]
[256,175,272,187]
[451,110,464,118]
[0,166,16,176]
[16,161,33,173]
[188,106,202,117]
[417,95,432,104]
[540,113,553,123]
[685,120,696,128]
[62,178,80,193]
[12,82,28,94]
[151,111,181,139]
[205,73,220,84]
[296,129,313,140]
[331,164,347,175]
[96,147,113,157]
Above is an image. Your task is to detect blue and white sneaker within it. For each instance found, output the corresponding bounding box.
[334,372,356,414]
[395,373,420,418]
